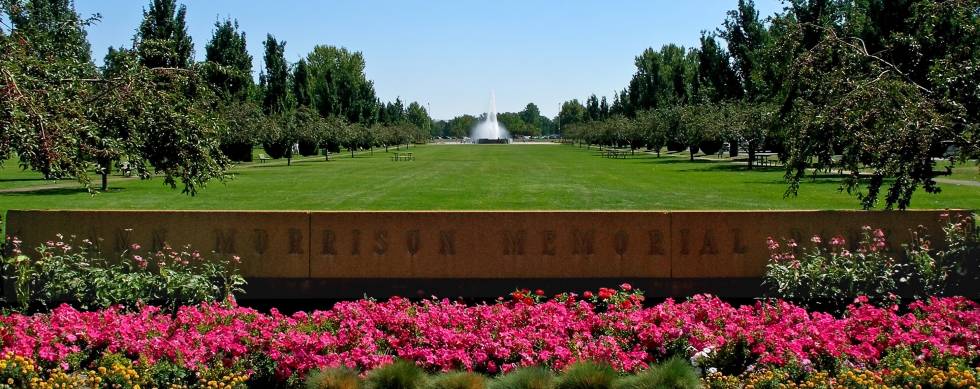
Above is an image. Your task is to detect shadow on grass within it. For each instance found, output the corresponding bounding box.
[0,187,102,196]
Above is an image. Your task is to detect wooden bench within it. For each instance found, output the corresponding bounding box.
[258,154,271,163]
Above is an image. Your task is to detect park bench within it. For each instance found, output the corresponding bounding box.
[391,152,415,161]
[258,154,271,163]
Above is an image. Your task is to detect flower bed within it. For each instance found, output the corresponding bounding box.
[0,287,977,386]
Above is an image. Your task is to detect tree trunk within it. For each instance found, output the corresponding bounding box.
[729,140,739,157]
[351,148,355,158]
[689,145,697,161]
[747,142,756,170]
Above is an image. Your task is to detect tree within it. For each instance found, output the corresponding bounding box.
[636,110,668,156]
[720,0,769,100]
[2,2,228,194]
[134,0,193,69]
[780,0,979,209]
[586,94,601,121]
[292,59,312,107]
[558,99,587,136]
[696,33,741,102]
[203,18,252,100]
[305,45,379,124]
[260,34,289,114]
[406,101,431,135]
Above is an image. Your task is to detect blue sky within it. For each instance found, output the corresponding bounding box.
[75,1,785,119]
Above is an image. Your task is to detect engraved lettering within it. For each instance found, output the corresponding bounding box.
[214,228,237,254]
[648,230,665,255]
[700,229,719,255]
[542,230,557,255]
[321,230,337,255]
[572,229,595,255]
[614,230,628,256]
[503,230,526,255]
[406,230,421,255]
[374,230,388,255]
[731,228,747,254]
[680,229,690,255]
[440,230,456,255]
[252,229,269,255]
[288,228,303,254]
[351,229,361,255]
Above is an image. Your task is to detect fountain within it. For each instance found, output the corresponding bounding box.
[472,91,510,144]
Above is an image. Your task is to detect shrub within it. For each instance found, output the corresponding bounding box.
[763,214,978,310]
[489,367,554,389]
[366,360,427,389]
[426,371,486,389]
[307,366,362,389]
[556,362,617,389]
[1,234,245,311]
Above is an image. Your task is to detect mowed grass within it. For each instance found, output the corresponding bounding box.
[1,144,978,211]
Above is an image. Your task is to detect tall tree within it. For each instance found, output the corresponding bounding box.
[696,33,741,102]
[406,101,431,135]
[3,0,93,64]
[305,45,378,124]
[260,34,289,114]
[720,0,769,100]
[586,94,601,121]
[203,18,252,100]
[134,0,193,69]
[292,59,312,107]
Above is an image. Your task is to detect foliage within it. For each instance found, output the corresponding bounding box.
[203,18,253,101]
[614,357,699,389]
[1,2,229,194]
[134,0,193,69]
[764,214,979,310]
[260,34,290,114]
[365,360,427,389]
[426,372,486,389]
[555,362,617,389]
[0,289,977,384]
[1,234,245,311]
[306,366,361,389]
[489,367,554,389]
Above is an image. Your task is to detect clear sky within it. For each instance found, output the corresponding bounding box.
[74,0,785,120]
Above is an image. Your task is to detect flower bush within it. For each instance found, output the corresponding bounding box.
[0,287,975,386]
[2,234,246,311]
[764,213,979,310]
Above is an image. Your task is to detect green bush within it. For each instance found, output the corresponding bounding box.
[763,214,979,311]
[426,371,486,389]
[307,366,362,389]
[556,362,617,389]
[2,235,245,311]
[365,360,427,389]
[490,367,554,389]
[614,358,699,389]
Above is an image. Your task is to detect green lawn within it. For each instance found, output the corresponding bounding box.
[1,144,978,211]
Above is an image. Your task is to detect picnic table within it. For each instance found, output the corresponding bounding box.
[604,149,630,159]
[391,152,415,161]
[754,152,778,167]
[258,154,271,163]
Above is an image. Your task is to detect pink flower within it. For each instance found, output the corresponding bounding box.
[810,235,822,244]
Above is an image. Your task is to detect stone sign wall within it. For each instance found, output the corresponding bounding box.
[3,210,961,297]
